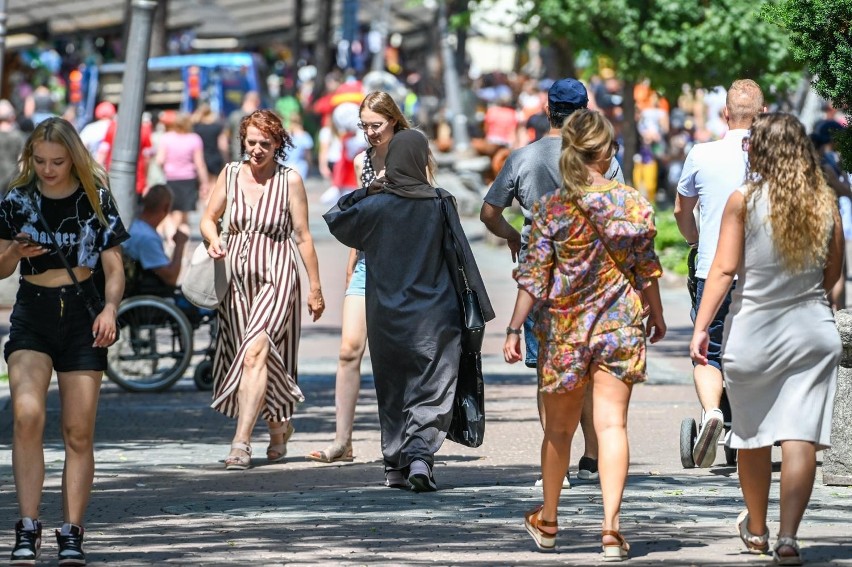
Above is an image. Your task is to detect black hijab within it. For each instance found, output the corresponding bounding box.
[371,129,435,199]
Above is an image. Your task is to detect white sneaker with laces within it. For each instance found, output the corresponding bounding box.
[693,408,724,468]
[534,475,571,489]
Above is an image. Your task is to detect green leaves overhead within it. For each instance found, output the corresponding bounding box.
[491,0,800,95]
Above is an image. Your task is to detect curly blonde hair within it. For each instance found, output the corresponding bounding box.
[744,113,836,273]
[559,109,615,199]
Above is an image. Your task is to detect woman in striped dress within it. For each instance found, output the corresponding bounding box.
[200,109,325,470]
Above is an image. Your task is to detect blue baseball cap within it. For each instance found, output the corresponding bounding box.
[548,78,589,111]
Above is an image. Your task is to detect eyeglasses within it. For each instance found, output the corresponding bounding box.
[357,121,388,133]
[741,136,750,152]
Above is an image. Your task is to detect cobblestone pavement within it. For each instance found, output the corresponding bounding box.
[0,179,850,565]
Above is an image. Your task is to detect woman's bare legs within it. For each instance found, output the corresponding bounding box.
[538,387,585,531]
[333,295,367,445]
[228,334,270,459]
[736,447,772,537]
[777,440,817,555]
[309,295,367,458]
[592,364,633,545]
[57,370,103,525]
[8,351,53,519]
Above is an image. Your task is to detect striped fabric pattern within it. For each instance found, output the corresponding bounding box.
[211,163,305,421]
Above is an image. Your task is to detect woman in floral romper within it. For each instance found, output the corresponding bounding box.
[503,109,666,561]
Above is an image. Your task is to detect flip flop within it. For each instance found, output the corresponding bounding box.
[305,442,354,463]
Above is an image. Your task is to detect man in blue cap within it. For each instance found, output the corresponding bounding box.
[480,78,623,487]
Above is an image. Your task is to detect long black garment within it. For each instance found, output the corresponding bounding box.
[324,187,494,472]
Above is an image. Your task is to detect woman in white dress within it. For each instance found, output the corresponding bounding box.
[689,112,842,566]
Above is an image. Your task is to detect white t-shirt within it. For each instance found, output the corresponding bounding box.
[677,129,749,278]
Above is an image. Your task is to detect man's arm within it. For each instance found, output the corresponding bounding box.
[151,229,189,287]
[480,202,521,262]
[673,149,699,245]
[673,193,699,246]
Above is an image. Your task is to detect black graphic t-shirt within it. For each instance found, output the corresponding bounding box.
[0,185,130,275]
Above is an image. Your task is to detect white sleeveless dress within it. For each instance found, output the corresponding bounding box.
[721,187,840,450]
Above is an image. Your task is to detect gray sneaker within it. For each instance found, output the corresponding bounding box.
[693,409,724,468]
[408,459,437,492]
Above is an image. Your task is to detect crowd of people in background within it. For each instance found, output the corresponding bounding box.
[0,62,848,567]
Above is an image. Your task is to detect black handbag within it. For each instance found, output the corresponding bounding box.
[438,195,486,447]
[28,190,119,345]
[446,351,485,447]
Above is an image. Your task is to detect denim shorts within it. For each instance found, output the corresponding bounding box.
[4,279,107,372]
[523,312,539,368]
[345,257,366,297]
[691,278,735,371]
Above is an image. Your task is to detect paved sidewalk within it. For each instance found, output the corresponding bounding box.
[0,179,849,565]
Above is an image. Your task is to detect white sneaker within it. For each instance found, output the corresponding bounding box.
[534,475,571,489]
[692,408,724,468]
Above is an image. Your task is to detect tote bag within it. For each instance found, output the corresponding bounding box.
[181,164,237,309]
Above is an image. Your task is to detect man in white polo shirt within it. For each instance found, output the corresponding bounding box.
[674,79,765,468]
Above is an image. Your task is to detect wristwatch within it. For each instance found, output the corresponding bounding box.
[506,326,522,336]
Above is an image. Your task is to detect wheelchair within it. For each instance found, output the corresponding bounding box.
[106,262,217,393]
[679,247,737,468]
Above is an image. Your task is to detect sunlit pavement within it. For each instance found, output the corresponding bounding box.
[0,177,850,565]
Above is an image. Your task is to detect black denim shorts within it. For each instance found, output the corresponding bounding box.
[4,279,107,372]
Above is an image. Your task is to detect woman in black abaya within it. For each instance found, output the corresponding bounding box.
[324,129,493,491]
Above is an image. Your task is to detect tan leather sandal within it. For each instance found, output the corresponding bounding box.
[523,504,557,551]
[266,422,295,463]
[224,443,252,470]
[305,441,354,464]
[602,529,630,562]
[737,509,770,554]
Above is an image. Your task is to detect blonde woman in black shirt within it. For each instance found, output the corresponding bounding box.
[0,117,129,566]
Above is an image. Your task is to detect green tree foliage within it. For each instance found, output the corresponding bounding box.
[472,0,801,177]
[764,0,852,165]
[514,0,798,94]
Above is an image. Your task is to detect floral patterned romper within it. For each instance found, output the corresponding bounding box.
[514,181,663,393]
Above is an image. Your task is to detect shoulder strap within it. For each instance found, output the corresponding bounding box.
[438,191,472,292]
[26,190,102,308]
[221,162,238,235]
[573,197,638,290]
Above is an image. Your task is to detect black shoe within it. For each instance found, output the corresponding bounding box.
[11,518,42,566]
[577,456,599,481]
[56,524,86,566]
[407,459,437,492]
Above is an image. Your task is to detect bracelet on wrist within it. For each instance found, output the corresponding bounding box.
[506,326,522,336]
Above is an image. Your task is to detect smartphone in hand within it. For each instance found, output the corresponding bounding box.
[13,234,38,246]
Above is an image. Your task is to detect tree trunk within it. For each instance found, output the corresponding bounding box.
[621,78,637,187]
[549,35,576,80]
[312,0,334,101]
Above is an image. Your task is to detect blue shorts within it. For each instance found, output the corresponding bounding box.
[691,278,735,371]
[345,257,366,297]
[523,312,538,368]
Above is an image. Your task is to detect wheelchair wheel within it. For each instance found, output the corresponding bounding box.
[193,360,214,391]
[107,296,194,392]
[680,417,697,468]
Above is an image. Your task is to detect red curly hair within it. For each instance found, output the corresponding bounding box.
[238,109,294,161]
